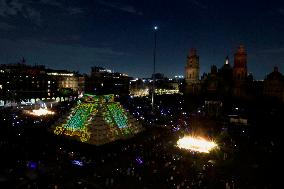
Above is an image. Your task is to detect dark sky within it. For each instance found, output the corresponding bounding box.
[1,0,284,79]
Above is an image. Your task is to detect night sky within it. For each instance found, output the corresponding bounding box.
[1,0,284,79]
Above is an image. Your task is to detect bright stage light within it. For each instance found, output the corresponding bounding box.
[177,135,218,153]
[25,108,55,116]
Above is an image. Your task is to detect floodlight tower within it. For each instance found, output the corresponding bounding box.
[151,25,158,111]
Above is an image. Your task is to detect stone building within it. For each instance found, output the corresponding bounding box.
[184,45,253,100]
[183,45,284,104]
[263,67,284,102]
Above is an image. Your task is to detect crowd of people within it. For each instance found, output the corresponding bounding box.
[0,94,278,188]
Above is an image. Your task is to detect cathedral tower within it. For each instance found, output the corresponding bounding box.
[233,45,247,81]
[233,45,249,98]
[185,48,200,84]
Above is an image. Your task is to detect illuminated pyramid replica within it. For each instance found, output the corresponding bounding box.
[53,94,143,145]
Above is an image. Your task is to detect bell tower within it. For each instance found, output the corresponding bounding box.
[233,45,247,81]
[233,45,248,98]
[185,48,200,84]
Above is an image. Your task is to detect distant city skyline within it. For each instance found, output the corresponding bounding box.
[1,0,284,79]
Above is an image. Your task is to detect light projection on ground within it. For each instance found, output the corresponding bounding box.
[177,135,218,153]
[25,108,55,116]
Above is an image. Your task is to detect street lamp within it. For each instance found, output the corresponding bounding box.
[151,25,158,112]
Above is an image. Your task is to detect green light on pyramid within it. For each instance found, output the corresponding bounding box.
[107,103,128,128]
[53,94,143,145]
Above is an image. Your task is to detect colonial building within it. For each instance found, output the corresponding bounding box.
[0,60,84,107]
[184,45,255,100]
[46,69,83,97]
[0,63,49,101]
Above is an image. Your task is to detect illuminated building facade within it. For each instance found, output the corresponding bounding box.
[0,62,50,103]
[0,60,84,107]
[47,71,78,91]
[129,78,149,97]
[129,75,182,97]
[46,69,84,97]
[53,94,143,145]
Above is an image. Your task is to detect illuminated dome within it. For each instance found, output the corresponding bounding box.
[53,94,143,145]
